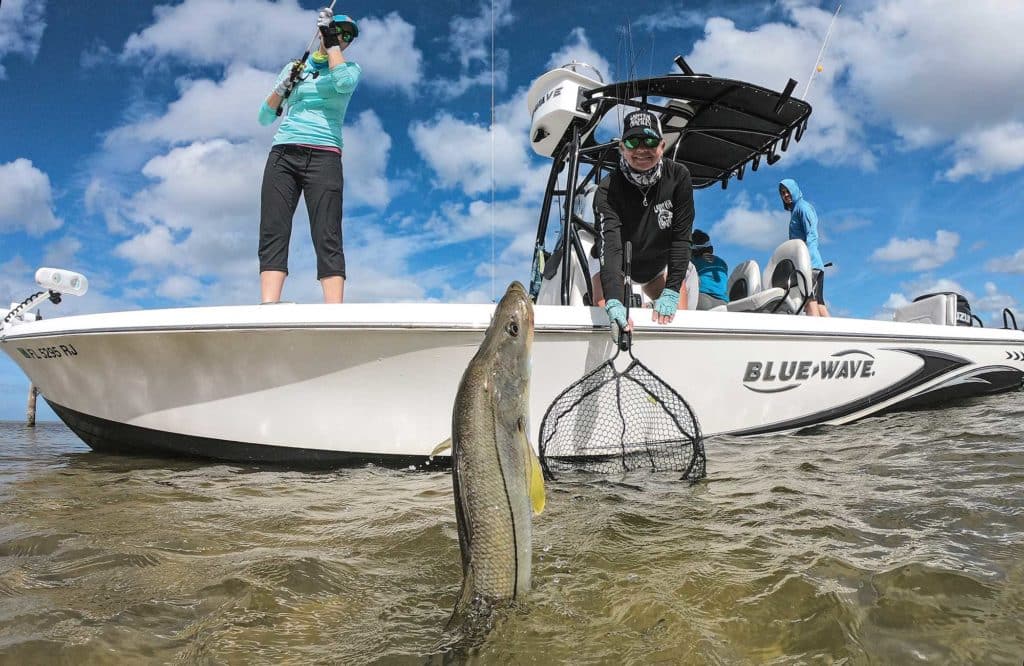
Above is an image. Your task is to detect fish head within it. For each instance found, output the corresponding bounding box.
[480,281,534,407]
[477,280,538,502]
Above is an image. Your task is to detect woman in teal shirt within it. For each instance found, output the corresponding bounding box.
[257,8,361,304]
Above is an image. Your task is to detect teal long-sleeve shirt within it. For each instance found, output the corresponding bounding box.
[258,59,361,149]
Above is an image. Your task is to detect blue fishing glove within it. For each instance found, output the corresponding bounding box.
[605,299,628,340]
[653,288,680,318]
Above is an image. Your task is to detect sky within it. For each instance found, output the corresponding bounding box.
[1,0,1024,420]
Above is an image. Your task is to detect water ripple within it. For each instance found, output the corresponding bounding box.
[0,391,1022,663]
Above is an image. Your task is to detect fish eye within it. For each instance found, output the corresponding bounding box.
[505,320,520,337]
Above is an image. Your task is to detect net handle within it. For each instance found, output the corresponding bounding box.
[619,242,633,353]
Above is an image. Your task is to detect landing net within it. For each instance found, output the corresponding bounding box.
[538,353,706,483]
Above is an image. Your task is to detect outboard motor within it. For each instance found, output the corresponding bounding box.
[526,62,604,158]
[914,292,976,326]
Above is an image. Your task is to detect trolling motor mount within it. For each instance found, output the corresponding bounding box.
[1,268,89,332]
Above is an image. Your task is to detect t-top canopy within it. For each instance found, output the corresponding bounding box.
[580,74,811,189]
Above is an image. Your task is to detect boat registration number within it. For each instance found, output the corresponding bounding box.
[15,344,79,360]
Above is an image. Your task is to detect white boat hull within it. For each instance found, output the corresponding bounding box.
[3,303,1022,465]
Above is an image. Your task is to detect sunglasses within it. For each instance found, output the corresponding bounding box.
[333,28,358,42]
[328,24,357,42]
[623,136,660,150]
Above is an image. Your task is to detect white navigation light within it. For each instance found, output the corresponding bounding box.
[35,267,89,297]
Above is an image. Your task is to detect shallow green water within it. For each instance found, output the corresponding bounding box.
[1,393,1023,664]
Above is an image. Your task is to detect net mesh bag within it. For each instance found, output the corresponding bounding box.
[538,355,706,483]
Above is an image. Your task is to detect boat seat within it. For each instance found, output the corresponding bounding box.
[726,260,760,300]
[893,293,957,326]
[761,239,814,315]
[723,259,786,313]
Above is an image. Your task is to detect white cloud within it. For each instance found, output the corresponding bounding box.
[433,0,514,97]
[870,230,959,271]
[900,276,970,302]
[426,199,537,250]
[0,255,33,305]
[545,28,612,83]
[972,281,1017,318]
[883,292,910,310]
[633,8,707,33]
[450,0,513,70]
[105,65,279,148]
[839,1,1024,147]
[85,179,129,233]
[873,291,912,321]
[709,194,789,252]
[409,111,541,196]
[122,0,311,70]
[341,110,392,209]
[0,0,45,78]
[121,1,421,95]
[0,159,62,236]
[941,122,1024,182]
[830,215,872,233]
[344,13,423,96]
[985,247,1024,274]
[157,274,203,300]
[115,225,179,268]
[43,237,83,268]
[129,140,265,232]
[428,0,516,97]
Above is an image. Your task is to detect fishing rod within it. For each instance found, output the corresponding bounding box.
[276,1,337,117]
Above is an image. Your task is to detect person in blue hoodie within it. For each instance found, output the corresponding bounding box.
[779,178,830,317]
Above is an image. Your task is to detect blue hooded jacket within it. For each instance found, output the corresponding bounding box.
[779,178,824,270]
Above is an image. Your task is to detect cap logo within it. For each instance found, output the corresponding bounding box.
[629,113,653,129]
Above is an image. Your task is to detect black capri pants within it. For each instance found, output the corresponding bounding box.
[259,144,345,280]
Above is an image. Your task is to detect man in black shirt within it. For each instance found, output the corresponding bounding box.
[593,110,695,336]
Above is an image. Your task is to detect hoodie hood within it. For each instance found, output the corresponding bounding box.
[779,178,803,210]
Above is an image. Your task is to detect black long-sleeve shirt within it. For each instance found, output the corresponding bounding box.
[594,159,695,303]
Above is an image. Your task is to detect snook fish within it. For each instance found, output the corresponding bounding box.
[435,281,546,633]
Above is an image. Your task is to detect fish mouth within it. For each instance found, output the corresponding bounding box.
[507,281,528,298]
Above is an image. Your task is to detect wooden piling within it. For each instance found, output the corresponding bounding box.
[26,384,38,427]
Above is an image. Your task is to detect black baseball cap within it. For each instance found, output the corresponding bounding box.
[622,110,663,141]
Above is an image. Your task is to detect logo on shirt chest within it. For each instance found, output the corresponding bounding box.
[654,200,673,229]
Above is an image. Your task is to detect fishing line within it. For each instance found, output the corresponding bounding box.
[802,3,842,100]
[490,0,496,303]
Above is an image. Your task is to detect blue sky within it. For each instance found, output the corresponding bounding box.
[2,0,1023,420]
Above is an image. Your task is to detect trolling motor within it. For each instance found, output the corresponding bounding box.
[276,3,359,116]
[1,268,89,333]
